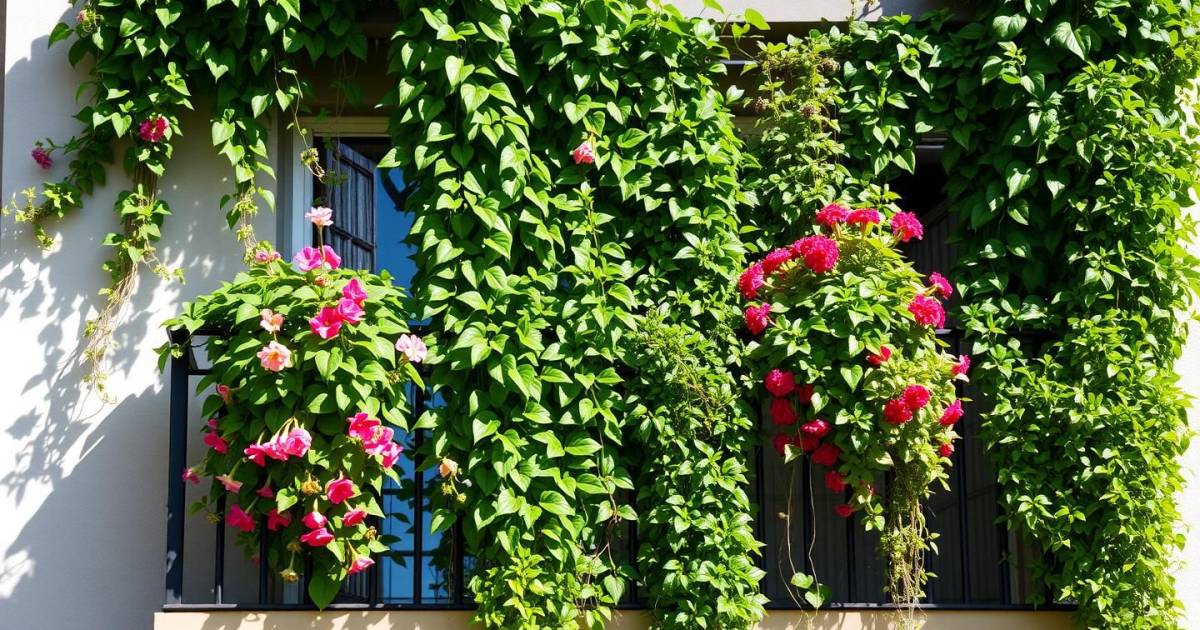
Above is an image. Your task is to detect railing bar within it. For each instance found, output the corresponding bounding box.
[452,520,466,605]
[165,349,189,605]
[954,336,972,603]
[753,444,766,577]
[845,487,856,601]
[215,494,226,605]
[258,518,269,604]
[801,461,812,576]
[369,513,381,606]
[412,385,426,605]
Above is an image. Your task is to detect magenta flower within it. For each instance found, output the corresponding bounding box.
[31,145,52,169]
[867,345,892,366]
[939,400,964,426]
[800,419,831,438]
[244,443,272,467]
[216,474,243,493]
[309,306,344,340]
[342,508,368,527]
[227,504,256,532]
[738,263,765,300]
[326,477,357,504]
[181,468,201,485]
[761,248,793,275]
[890,211,924,242]
[764,368,795,397]
[815,203,850,227]
[337,297,364,325]
[292,245,341,272]
[138,116,168,143]
[846,208,881,228]
[907,294,945,327]
[266,508,291,532]
[791,235,840,274]
[901,385,931,410]
[256,485,274,498]
[303,511,328,529]
[928,272,953,298]
[299,527,334,547]
[952,354,971,378]
[572,141,595,165]
[342,278,368,305]
[347,412,382,442]
[281,427,311,458]
[203,431,229,454]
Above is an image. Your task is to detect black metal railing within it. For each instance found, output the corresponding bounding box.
[162,327,1073,612]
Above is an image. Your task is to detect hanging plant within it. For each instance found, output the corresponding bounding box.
[159,214,428,609]
[740,203,968,623]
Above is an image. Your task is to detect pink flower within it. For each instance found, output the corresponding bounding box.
[867,345,892,366]
[800,419,831,438]
[902,385,931,411]
[292,245,342,272]
[299,527,334,547]
[227,504,255,532]
[342,278,368,305]
[907,294,945,327]
[939,400,964,426]
[771,433,792,456]
[244,443,272,467]
[834,504,855,518]
[282,428,312,458]
[31,145,52,169]
[890,211,924,242]
[379,441,403,468]
[343,508,368,527]
[326,477,357,504]
[928,272,953,298]
[363,426,395,457]
[216,474,242,493]
[309,306,344,340]
[348,556,375,575]
[256,485,274,498]
[738,263,765,300]
[254,250,281,264]
[262,436,289,462]
[303,511,328,529]
[939,442,955,458]
[770,398,796,426]
[815,203,850,227]
[216,384,232,404]
[207,417,220,430]
[846,208,881,228]
[572,141,595,165]
[305,206,334,227]
[257,340,293,372]
[203,431,229,454]
[812,443,840,467]
[952,354,971,378]
[395,334,428,363]
[883,399,913,424]
[138,116,168,143]
[761,249,793,275]
[337,298,365,325]
[744,304,771,335]
[825,471,847,493]
[347,413,382,442]
[182,468,201,485]
[764,369,795,397]
[796,383,814,406]
[792,235,839,274]
[266,508,291,532]
[260,309,284,333]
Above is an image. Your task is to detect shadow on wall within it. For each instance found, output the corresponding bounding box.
[0,6,274,629]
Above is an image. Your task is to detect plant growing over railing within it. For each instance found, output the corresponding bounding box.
[741,203,967,625]
[159,215,428,609]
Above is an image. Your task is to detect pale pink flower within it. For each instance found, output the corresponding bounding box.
[348,556,374,575]
[216,474,243,493]
[379,441,403,468]
[182,468,201,485]
[363,426,395,457]
[254,250,281,264]
[216,385,232,404]
[309,306,343,340]
[305,206,334,227]
[281,427,311,458]
[257,341,293,372]
[572,141,595,165]
[260,309,284,333]
[438,458,459,478]
[395,334,427,363]
[206,417,220,430]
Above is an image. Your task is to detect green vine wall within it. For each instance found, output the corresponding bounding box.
[751,2,1200,626]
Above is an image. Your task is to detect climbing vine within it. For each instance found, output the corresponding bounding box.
[751,3,1200,627]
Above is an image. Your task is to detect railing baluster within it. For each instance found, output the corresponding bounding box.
[258,520,269,604]
[413,386,426,604]
[165,335,189,605]
[215,494,226,605]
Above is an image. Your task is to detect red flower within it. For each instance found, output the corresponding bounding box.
[139,116,168,143]
[815,203,850,227]
[890,211,924,242]
[738,263,765,300]
[770,398,797,426]
[772,433,792,456]
[799,435,820,453]
[825,471,847,493]
[939,442,955,458]
[800,419,830,438]
[907,294,945,327]
[792,235,840,274]
[883,399,912,424]
[952,354,971,378]
[31,145,52,169]
[902,385,931,411]
[928,272,953,298]
[761,248,793,275]
[834,504,855,518]
[796,383,814,406]
[764,368,795,397]
[227,504,256,533]
[812,443,840,467]
[266,508,291,532]
[744,304,771,335]
[939,400,964,426]
[846,208,881,228]
[867,345,892,366]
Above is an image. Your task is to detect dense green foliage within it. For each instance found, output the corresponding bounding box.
[752,2,1200,626]
[160,237,423,609]
[381,1,763,626]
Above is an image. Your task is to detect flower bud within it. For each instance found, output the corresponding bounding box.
[301,479,321,495]
[280,568,299,583]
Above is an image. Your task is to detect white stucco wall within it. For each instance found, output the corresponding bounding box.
[0,1,1196,630]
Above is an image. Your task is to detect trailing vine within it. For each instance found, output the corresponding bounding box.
[753,3,1200,626]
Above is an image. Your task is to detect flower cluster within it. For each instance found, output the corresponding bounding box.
[166,205,429,601]
[138,116,168,143]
